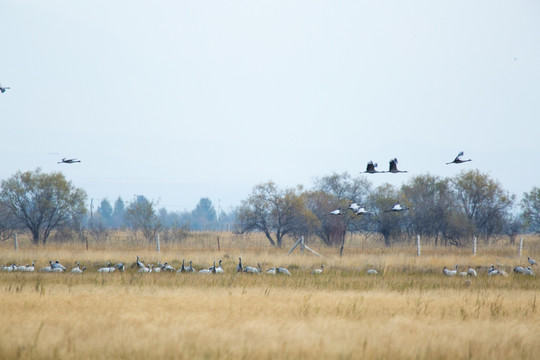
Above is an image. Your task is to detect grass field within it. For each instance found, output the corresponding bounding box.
[0,233,539,359]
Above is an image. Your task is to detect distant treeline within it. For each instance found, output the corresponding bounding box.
[0,168,539,247]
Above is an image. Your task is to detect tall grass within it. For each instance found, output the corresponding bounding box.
[0,232,539,359]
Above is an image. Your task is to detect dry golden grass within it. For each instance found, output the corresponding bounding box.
[0,232,539,359]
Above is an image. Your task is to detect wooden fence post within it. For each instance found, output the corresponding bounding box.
[156,234,160,252]
[416,235,421,256]
[519,236,523,257]
[217,236,220,252]
[472,236,477,255]
[14,233,18,252]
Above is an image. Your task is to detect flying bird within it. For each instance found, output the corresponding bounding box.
[353,206,371,216]
[58,158,81,164]
[446,151,471,165]
[0,83,10,93]
[388,158,407,173]
[385,202,409,212]
[364,161,384,174]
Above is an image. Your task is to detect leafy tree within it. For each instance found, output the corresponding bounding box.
[124,196,161,243]
[0,202,19,242]
[235,182,307,248]
[521,187,540,233]
[111,197,126,228]
[0,168,87,245]
[97,198,113,223]
[452,170,515,243]
[191,198,217,230]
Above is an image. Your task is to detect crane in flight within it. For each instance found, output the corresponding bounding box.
[388,158,407,173]
[385,202,409,212]
[58,158,81,164]
[446,151,471,165]
[0,83,10,93]
[364,161,384,174]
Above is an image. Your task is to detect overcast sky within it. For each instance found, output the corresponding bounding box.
[1,1,539,212]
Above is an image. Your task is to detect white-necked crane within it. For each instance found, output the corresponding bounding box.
[366,269,379,275]
[277,267,291,276]
[245,263,261,274]
[443,264,458,277]
[185,260,195,273]
[330,209,347,215]
[364,161,384,174]
[466,268,477,277]
[57,158,81,164]
[162,262,175,272]
[52,260,67,271]
[98,262,115,273]
[25,261,35,272]
[215,260,224,273]
[446,151,471,165]
[385,202,409,212]
[524,267,535,276]
[71,266,86,274]
[528,257,537,266]
[388,158,407,173]
[311,265,324,275]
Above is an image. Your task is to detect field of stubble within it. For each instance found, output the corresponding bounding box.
[0,233,539,360]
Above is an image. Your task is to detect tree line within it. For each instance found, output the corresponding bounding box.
[0,169,235,245]
[235,170,540,248]
[0,168,539,247]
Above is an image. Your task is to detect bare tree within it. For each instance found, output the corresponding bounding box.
[309,172,372,247]
[401,174,456,246]
[125,196,162,243]
[235,182,308,248]
[367,184,408,246]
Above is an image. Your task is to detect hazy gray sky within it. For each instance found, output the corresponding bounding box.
[1,1,539,212]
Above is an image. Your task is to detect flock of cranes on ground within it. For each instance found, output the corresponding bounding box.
[330,152,470,216]
[2,255,536,277]
[443,256,537,277]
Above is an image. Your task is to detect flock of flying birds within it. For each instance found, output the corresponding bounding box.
[330,151,471,216]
